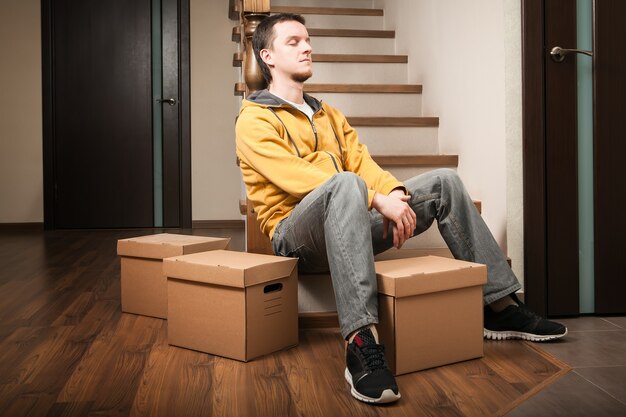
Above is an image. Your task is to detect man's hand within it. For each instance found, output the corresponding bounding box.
[372,190,416,249]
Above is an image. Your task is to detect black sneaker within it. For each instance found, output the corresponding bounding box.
[345,327,401,404]
[484,294,568,342]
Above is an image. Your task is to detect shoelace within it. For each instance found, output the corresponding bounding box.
[515,302,543,325]
[359,343,387,371]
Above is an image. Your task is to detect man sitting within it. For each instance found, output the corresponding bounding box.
[235,13,567,405]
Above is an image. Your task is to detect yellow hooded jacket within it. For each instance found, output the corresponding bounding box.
[235,89,406,240]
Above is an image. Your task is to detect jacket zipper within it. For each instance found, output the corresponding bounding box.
[283,103,320,152]
[325,151,340,173]
[309,118,319,151]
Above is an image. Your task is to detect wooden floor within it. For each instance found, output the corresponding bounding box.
[0,230,570,417]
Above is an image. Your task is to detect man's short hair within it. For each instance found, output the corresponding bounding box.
[252,13,306,85]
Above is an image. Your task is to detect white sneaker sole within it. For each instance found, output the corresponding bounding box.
[344,368,401,404]
[484,328,568,342]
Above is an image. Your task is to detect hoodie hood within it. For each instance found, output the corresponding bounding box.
[243,89,323,113]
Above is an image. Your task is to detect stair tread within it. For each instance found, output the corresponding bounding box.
[347,116,439,127]
[271,6,384,16]
[371,155,458,166]
[313,53,407,63]
[304,28,394,38]
[233,26,395,42]
[237,154,457,171]
[241,200,481,216]
[374,247,454,261]
[233,52,407,66]
[235,83,422,95]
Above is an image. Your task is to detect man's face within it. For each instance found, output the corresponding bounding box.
[262,20,313,83]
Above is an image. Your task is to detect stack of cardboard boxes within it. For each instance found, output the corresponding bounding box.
[118,233,298,361]
[118,233,487,375]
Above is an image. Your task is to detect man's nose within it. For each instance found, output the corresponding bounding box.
[302,41,312,54]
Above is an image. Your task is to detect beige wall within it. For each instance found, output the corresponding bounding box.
[504,0,524,282]
[376,0,524,282]
[0,0,242,224]
[0,0,43,223]
[190,0,243,221]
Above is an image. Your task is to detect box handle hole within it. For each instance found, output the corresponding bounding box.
[264,283,283,293]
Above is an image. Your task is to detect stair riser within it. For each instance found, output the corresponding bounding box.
[401,223,447,249]
[292,14,383,30]
[310,62,407,84]
[298,275,337,313]
[386,166,458,182]
[310,37,394,55]
[357,127,439,155]
[312,92,420,117]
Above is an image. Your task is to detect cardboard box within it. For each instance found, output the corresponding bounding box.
[163,250,298,362]
[117,233,230,318]
[375,255,487,375]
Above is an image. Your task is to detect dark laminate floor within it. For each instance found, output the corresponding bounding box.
[0,229,624,416]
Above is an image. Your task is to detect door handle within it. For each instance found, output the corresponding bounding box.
[550,46,593,63]
[156,98,177,106]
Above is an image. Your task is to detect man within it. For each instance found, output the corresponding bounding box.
[235,13,567,405]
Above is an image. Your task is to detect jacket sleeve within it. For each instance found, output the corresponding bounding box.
[236,108,334,200]
[336,108,407,207]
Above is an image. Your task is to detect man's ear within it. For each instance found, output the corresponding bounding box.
[259,48,273,67]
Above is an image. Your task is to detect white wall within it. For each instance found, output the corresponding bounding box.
[503,0,524,283]
[0,0,242,224]
[376,0,524,282]
[0,0,43,223]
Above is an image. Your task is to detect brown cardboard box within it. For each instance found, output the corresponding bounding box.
[163,250,298,362]
[117,233,230,318]
[375,255,487,375]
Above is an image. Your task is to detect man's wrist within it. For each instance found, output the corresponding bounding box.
[388,187,406,198]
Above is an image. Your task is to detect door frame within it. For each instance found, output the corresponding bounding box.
[41,0,191,229]
[521,0,580,317]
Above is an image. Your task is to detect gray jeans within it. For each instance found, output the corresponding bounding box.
[271,169,521,339]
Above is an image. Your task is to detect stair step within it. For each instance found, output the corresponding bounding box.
[232,26,394,42]
[292,14,384,30]
[235,83,422,95]
[233,27,396,55]
[314,54,407,63]
[375,245,509,264]
[307,84,422,93]
[315,93,423,118]
[270,6,383,16]
[240,198,481,216]
[375,247,454,261]
[236,154,456,171]
[272,0,374,7]
[233,52,407,66]
[358,127,439,155]
[305,28,394,38]
[372,155,458,167]
[347,117,439,127]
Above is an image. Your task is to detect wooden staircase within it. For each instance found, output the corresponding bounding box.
[232,0,480,315]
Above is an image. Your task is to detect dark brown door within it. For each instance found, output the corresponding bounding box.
[544,1,580,316]
[593,0,626,314]
[42,0,191,229]
[523,0,626,316]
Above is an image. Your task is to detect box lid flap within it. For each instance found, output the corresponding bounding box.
[117,233,230,259]
[376,256,487,297]
[163,250,298,288]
